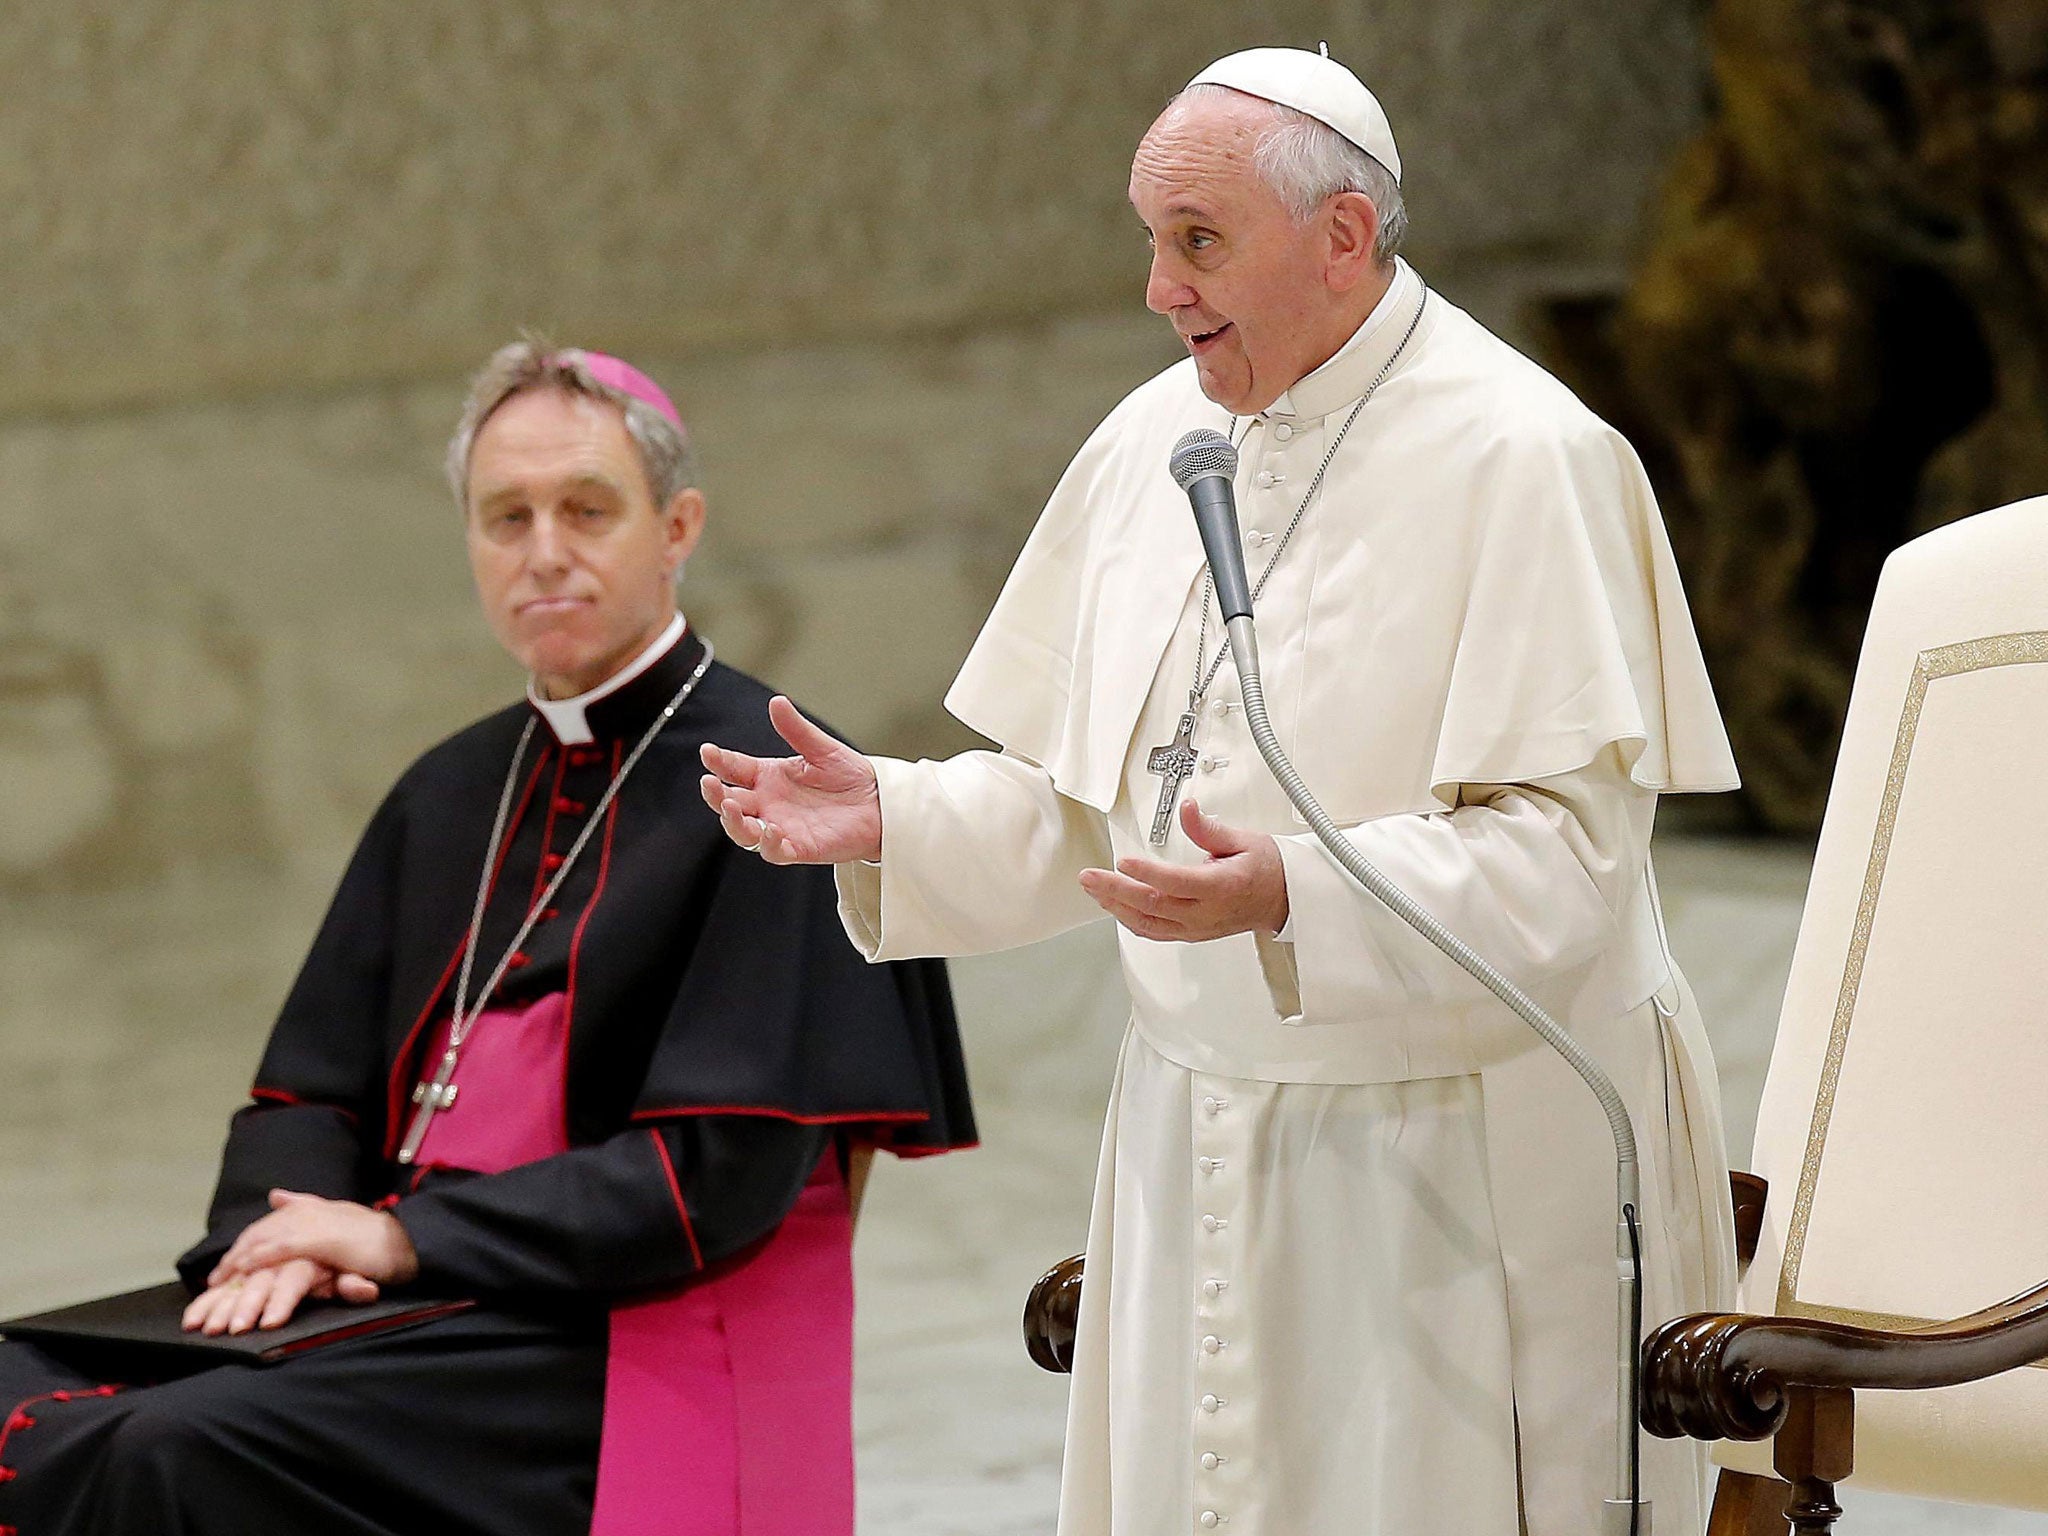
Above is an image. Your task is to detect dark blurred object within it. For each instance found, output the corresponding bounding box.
[1023,1252,1084,1374]
[1539,0,2048,832]
[1,1282,473,1377]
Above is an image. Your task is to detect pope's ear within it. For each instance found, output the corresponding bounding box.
[1323,190,1382,292]
[663,486,708,569]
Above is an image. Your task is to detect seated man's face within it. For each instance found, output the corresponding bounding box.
[463,387,702,697]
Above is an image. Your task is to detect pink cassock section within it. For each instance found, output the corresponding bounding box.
[414,991,856,1536]
[594,1161,854,1536]
[415,993,572,1170]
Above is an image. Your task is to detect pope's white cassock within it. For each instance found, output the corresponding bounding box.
[837,258,1741,1536]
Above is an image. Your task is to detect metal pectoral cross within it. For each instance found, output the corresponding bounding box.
[1146,703,1201,846]
[397,1046,462,1165]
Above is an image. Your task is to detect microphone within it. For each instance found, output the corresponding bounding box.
[1170,430,1254,623]
[1167,432,1652,1533]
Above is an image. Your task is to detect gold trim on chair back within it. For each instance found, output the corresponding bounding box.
[1716,498,2048,1511]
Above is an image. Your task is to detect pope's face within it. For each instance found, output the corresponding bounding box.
[1129,93,1348,415]
[464,388,704,698]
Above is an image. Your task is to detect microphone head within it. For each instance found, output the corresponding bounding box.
[1169,428,1238,490]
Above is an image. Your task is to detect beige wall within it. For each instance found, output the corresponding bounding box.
[0,1,1704,890]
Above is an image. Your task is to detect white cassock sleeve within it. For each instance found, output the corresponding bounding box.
[1267,744,1655,1028]
[836,749,1113,961]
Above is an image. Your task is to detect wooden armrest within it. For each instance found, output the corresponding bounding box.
[847,1143,877,1229]
[1642,1277,2048,1442]
[1028,1174,1771,1378]
[1024,1253,1085,1374]
[1731,1170,1767,1268]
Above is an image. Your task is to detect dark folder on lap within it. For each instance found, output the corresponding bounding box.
[0,1281,473,1373]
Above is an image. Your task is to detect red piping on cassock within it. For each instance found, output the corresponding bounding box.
[647,1129,704,1269]
[381,749,551,1158]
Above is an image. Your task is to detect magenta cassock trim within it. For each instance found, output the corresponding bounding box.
[418,990,855,1536]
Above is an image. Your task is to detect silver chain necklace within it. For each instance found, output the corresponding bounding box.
[396,637,717,1165]
[1145,287,1427,846]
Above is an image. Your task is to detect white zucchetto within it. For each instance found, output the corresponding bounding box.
[1189,46,1401,184]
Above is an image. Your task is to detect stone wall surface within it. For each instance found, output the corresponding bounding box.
[0,315,1175,880]
[0,2,1700,412]
[0,1,1706,888]
[0,4,1733,1522]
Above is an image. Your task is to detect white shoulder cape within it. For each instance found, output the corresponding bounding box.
[944,280,1738,818]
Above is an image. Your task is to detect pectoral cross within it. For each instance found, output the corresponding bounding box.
[396,1046,462,1165]
[1147,705,1201,846]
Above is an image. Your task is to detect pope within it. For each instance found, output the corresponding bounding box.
[701,46,1741,1536]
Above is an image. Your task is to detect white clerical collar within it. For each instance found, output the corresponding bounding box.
[1263,256,1424,422]
[527,612,686,746]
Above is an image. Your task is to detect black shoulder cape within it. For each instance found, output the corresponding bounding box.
[180,631,975,1298]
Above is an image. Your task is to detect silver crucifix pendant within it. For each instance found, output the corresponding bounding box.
[1147,706,1201,846]
[396,1046,462,1165]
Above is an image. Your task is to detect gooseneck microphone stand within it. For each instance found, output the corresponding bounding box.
[1170,429,1648,1535]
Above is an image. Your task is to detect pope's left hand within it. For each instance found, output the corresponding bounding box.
[209,1190,420,1290]
[1079,798,1289,942]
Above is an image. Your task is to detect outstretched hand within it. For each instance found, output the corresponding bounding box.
[699,696,883,865]
[1079,797,1290,942]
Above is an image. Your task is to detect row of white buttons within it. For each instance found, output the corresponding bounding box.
[1243,432,1293,605]
[1195,1083,1239,1536]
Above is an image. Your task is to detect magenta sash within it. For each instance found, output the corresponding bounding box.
[413,993,856,1536]
[414,994,573,1170]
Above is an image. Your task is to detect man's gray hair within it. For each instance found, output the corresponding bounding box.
[445,340,697,509]
[1178,84,1408,262]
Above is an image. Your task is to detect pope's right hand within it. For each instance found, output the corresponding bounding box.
[699,695,882,865]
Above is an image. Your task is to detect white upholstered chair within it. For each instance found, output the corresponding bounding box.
[1641,495,2048,1532]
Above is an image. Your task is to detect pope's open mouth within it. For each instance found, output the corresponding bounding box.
[1185,324,1231,353]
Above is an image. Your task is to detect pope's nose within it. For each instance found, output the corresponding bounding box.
[1145,252,1199,316]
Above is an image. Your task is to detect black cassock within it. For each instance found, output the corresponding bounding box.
[0,629,975,1536]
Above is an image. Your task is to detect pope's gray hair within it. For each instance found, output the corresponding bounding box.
[445,340,697,509]
[1177,84,1408,262]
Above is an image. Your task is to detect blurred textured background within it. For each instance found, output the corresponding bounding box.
[1555,0,2048,831]
[0,1,1708,891]
[2,4,2043,1531]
